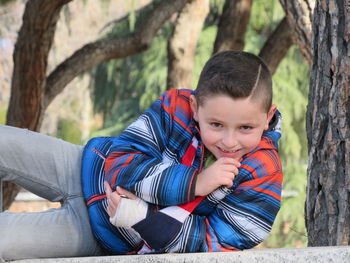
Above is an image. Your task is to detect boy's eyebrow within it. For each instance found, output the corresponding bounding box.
[207,115,260,126]
[205,116,224,122]
[238,118,262,124]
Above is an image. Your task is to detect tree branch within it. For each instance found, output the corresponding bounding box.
[259,17,293,75]
[213,0,252,53]
[279,0,313,64]
[45,0,190,107]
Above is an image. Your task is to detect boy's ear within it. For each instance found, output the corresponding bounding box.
[189,95,199,121]
[265,104,277,130]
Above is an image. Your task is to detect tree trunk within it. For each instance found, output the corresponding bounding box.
[2,182,20,212]
[306,0,350,246]
[279,0,313,64]
[6,0,70,130]
[259,17,294,75]
[213,0,252,53]
[167,0,209,90]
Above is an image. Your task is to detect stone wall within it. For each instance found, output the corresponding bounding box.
[11,246,350,263]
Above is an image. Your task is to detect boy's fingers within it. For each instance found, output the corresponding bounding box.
[225,170,236,181]
[224,177,234,188]
[104,181,121,209]
[117,186,137,200]
[218,157,241,167]
[222,164,239,175]
[104,181,112,196]
[106,194,121,217]
[106,204,112,217]
[235,160,241,167]
[232,166,239,176]
[110,192,121,204]
[104,182,126,218]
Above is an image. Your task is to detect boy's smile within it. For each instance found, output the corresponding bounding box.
[190,95,276,161]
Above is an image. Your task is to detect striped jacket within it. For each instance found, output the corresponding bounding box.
[81,89,283,254]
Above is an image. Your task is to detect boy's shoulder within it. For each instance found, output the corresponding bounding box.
[160,88,194,101]
[159,89,194,117]
[239,136,282,179]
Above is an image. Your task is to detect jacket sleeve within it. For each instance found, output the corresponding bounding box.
[164,151,283,252]
[104,90,198,206]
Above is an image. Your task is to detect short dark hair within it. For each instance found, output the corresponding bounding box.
[195,50,272,112]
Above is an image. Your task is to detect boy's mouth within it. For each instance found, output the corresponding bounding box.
[217,146,242,158]
[217,146,240,153]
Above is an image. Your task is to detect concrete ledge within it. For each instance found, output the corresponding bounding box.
[13,246,350,263]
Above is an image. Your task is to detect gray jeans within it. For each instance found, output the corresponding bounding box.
[0,125,103,261]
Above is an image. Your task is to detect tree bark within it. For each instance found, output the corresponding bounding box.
[259,17,294,75]
[306,0,350,246]
[3,0,190,210]
[7,0,71,130]
[167,0,209,90]
[279,0,314,64]
[213,0,252,53]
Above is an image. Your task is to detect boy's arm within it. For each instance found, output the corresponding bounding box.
[167,170,282,252]
[105,90,198,206]
[127,146,283,252]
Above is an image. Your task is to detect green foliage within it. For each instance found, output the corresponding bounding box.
[126,0,137,31]
[56,119,82,145]
[274,48,309,160]
[0,0,15,6]
[193,25,217,86]
[0,103,7,124]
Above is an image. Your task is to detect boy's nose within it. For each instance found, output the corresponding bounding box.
[222,133,238,149]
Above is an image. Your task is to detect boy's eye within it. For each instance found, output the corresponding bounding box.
[240,125,252,130]
[210,122,222,128]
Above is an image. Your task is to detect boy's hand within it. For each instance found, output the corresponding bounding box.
[104,182,137,217]
[195,158,240,196]
[104,182,148,229]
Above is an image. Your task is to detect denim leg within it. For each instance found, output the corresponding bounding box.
[0,125,82,201]
[0,198,103,261]
[0,125,103,260]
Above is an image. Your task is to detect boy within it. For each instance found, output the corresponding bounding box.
[83,50,283,253]
[0,51,282,260]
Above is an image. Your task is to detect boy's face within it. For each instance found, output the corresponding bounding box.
[190,94,276,161]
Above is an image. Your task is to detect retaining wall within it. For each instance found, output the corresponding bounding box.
[13,246,350,263]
